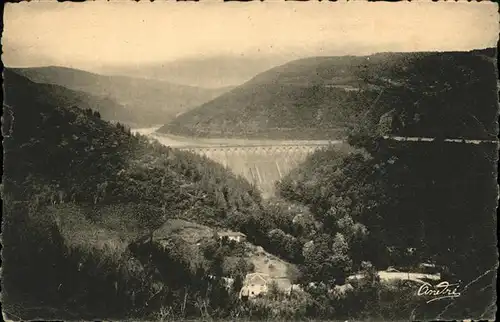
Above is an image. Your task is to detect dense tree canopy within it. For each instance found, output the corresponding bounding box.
[277,49,498,319]
[2,70,263,319]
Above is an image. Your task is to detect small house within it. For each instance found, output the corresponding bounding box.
[217,231,247,243]
[239,273,270,299]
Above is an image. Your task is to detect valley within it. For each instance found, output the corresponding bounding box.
[3,46,498,321]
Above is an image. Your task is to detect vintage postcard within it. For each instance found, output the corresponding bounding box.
[2,1,498,321]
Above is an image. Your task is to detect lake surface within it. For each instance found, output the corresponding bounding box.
[132,126,339,148]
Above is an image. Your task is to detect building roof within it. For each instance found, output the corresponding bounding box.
[244,273,270,285]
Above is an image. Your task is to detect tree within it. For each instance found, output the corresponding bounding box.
[232,274,244,296]
[232,257,249,295]
[326,233,352,284]
[302,233,351,285]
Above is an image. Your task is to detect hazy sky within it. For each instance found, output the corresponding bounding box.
[3,1,499,71]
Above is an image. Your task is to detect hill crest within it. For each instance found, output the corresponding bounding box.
[12,66,231,126]
[160,48,497,140]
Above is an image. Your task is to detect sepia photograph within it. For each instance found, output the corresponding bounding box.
[1,1,499,321]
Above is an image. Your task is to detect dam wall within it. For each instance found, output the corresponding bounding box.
[131,128,338,198]
[178,145,330,198]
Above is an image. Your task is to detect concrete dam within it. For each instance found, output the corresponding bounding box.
[178,144,333,198]
[132,128,339,198]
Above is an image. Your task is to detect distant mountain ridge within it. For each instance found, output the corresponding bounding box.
[160,48,496,140]
[4,68,137,124]
[97,55,292,88]
[12,66,231,126]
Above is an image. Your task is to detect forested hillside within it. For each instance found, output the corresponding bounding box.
[4,69,383,320]
[4,68,137,124]
[13,66,230,126]
[161,49,497,140]
[277,48,498,319]
[2,69,263,319]
[1,68,449,321]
